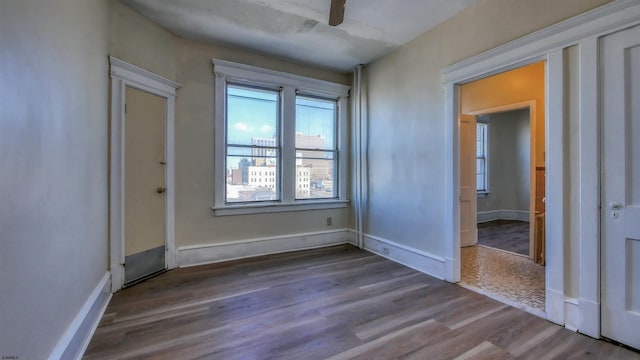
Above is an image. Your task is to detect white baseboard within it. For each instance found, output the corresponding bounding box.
[578,297,600,339]
[564,297,580,332]
[477,210,501,223]
[477,210,530,223]
[49,272,112,360]
[361,233,446,280]
[177,229,355,267]
[546,288,565,325]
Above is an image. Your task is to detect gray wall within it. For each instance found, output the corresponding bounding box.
[364,0,610,256]
[477,109,530,214]
[0,0,110,358]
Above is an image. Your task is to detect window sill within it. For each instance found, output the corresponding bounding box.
[477,191,491,198]
[212,200,349,216]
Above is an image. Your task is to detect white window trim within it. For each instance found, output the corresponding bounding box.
[212,59,350,216]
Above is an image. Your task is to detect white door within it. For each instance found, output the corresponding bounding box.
[601,24,640,350]
[124,86,167,285]
[460,114,477,247]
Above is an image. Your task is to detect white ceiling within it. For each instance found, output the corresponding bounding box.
[121,0,482,72]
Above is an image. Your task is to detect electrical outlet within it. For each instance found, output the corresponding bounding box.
[326,217,333,226]
[382,247,390,254]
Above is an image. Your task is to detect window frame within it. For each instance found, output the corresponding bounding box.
[294,93,339,200]
[476,121,490,195]
[212,59,350,216]
[225,83,281,204]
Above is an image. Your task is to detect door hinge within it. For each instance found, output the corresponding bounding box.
[124,103,127,114]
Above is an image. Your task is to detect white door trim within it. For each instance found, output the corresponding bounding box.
[577,36,601,339]
[109,57,181,292]
[442,0,640,331]
[545,49,565,325]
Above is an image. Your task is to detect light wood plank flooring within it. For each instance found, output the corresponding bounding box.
[84,245,638,359]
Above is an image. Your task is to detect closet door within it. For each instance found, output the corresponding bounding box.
[601,24,640,350]
[123,86,167,285]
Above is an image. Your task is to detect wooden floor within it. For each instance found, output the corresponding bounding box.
[478,220,530,256]
[85,245,638,360]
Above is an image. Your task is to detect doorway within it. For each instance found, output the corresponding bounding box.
[441,0,640,338]
[476,109,532,257]
[461,107,546,315]
[109,57,180,292]
[457,62,547,316]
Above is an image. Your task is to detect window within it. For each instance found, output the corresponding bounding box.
[295,96,337,199]
[213,60,349,215]
[476,122,488,192]
[226,85,279,203]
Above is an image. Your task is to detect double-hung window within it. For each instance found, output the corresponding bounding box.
[225,85,280,203]
[213,60,349,215]
[476,122,489,193]
[295,95,338,200]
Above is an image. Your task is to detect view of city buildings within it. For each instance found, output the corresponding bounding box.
[226,133,334,202]
[225,86,336,203]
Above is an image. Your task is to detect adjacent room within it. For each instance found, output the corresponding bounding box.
[2,0,640,359]
[457,62,547,315]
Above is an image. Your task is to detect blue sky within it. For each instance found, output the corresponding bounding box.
[226,86,336,169]
[227,86,335,147]
[227,85,278,146]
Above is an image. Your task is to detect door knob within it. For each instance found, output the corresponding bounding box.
[157,187,166,194]
[610,202,622,210]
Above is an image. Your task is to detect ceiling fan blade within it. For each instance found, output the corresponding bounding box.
[329,0,346,26]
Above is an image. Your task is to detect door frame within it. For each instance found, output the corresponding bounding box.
[464,101,537,261]
[109,57,181,292]
[442,1,640,336]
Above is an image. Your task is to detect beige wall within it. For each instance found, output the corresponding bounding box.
[461,62,545,168]
[109,0,176,80]
[364,0,611,259]
[110,3,352,248]
[0,0,110,358]
[174,38,351,246]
